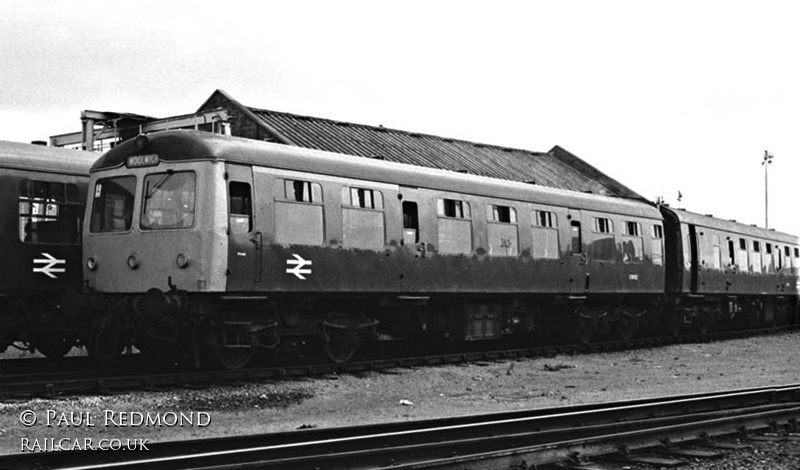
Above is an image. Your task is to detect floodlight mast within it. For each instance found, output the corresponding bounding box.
[762,150,773,229]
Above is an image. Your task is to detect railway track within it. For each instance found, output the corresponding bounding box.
[0,325,793,398]
[1,384,798,469]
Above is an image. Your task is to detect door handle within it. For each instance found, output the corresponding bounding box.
[250,232,263,250]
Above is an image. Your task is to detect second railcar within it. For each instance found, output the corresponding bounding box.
[660,206,799,334]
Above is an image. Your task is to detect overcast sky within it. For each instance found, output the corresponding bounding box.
[2,1,798,236]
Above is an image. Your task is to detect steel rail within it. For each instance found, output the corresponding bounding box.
[2,384,798,470]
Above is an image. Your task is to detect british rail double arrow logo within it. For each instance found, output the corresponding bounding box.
[33,253,66,279]
[286,254,312,280]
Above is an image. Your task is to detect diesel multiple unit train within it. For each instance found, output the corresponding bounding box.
[2,132,798,368]
[77,131,799,368]
[0,141,97,357]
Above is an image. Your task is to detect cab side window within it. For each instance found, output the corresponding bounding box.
[229,182,252,234]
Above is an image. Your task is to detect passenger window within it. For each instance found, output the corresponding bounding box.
[345,187,383,209]
[737,238,749,271]
[751,241,762,273]
[531,210,558,259]
[621,220,643,263]
[229,182,252,233]
[284,179,322,203]
[90,176,136,234]
[593,217,613,233]
[533,210,557,228]
[624,221,641,236]
[487,204,516,223]
[570,221,582,254]
[437,198,470,219]
[709,234,722,270]
[486,204,518,256]
[19,180,82,244]
[342,187,385,250]
[652,225,664,238]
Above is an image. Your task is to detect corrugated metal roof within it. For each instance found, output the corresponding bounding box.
[198,89,643,199]
[251,108,615,194]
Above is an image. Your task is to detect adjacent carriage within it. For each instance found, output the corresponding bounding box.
[0,141,96,357]
[660,206,799,334]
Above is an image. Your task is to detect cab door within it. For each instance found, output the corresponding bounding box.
[226,164,261,291]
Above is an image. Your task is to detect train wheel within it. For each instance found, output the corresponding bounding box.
[616,314,638,342]
[694,310,712,335]
[35,332,73,358]
[664,311,682,337]
[575,317,594,345]
[203,314,255,370]
[88,322,126,361]
[212,345,254,370]
[322,331,360,364]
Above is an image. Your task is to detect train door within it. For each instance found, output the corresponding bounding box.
[567,209,588,294]
[399,186,420,246]
[226,163,261,291]
[688,224,699,293]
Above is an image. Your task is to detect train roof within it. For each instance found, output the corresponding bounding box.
[661,206,798,245]
[0,140,97,176]
[95,130,661,219]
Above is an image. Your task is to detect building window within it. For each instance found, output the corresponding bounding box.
[437,198,470,219]
[533,210,557,228]
[19,180,82,244]
[488,204,516,223]
[594,217,613,233]
[284,179,322,203]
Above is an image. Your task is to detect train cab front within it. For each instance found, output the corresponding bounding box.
[82,133,227,362]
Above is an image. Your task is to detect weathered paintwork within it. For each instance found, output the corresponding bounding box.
[660,206,799,297]
[85,131,665,298]
[0,141,95,293]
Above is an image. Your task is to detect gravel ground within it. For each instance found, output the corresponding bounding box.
[1,331,799,467]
